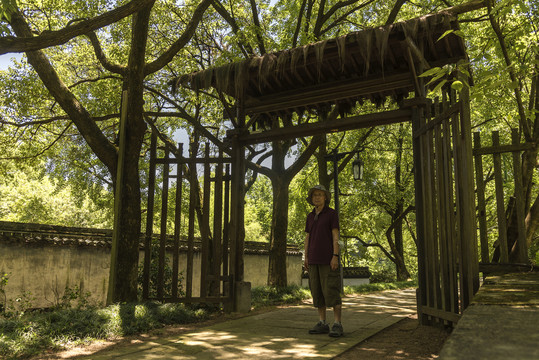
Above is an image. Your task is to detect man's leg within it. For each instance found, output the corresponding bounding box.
[333,304,342,323]
[318,306,327,321]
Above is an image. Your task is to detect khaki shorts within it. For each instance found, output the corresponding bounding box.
[308,264,342,308]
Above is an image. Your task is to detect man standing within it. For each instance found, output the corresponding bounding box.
[304,185,343,337]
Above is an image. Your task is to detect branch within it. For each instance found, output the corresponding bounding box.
[292,0,308,47]
[385,0,406,26]
[249,0,266,54]
[285,134,324,183]
[142,85,226,153]
[341,234,396,262]
[2,0,154,55]
[487,1,531,141]
[144,0,213,75]
[85,32,126,75]
[320,0,376,36]
[9,10,118,174]
[0,122,71,160]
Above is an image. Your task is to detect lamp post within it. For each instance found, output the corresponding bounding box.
[325,147,364,291]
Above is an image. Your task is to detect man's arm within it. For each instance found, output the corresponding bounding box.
[304,233,310,270]
[330,228,340,270]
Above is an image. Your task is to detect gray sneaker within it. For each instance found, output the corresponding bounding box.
[329,323,344,337]
[309,321,330,334]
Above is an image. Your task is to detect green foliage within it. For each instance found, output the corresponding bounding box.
[343,279,418,295]
[251,285,311,310]
[55,285,93,310]
[0,273,8,313]
[137,241,185,299]
[0,0,17,23]
[0,301,210,360]
[0,164,112,227]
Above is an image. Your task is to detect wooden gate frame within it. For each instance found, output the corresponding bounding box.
[171,12,492,319]
[411,78,479,325]
[142,132,234,306]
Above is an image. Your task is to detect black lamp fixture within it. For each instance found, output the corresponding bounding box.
[352,155,364,181]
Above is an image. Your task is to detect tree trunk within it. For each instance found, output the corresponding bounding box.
[317,136,331,189]
[267,140,289,287]
[268,176,290,287]
[394,123,407,280]
[108,1,152,302]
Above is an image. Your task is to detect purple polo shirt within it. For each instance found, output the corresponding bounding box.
[305,206,339,265]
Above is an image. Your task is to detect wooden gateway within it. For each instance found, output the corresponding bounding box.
[173,11,482,324]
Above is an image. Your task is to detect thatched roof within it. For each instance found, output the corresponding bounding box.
[174,12,467,127]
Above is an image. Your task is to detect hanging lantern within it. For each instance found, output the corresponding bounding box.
[352,156,364,181]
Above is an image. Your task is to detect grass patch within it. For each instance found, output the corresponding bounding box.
[344,279,418,295]
[251,285,311,310]
[0,281,417,359]
[0,302,210,360]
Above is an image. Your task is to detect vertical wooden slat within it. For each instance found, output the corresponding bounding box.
[442,91,458,315]
[511,129,528,263]
[492,131,509,262]
[172,143,183,299]
[223,164,231,299]
[434,98,450,322]
[411,103,429,325]
[143,132,157,299]
[474,132,489,265]
[449,89,467,312]
[455,71,479,308]
[200,145,211,298]
[186,141,197,299]
[213,152,224,297]
[229,97,247,311]
[157,147,170,300]
[423,111,439,318]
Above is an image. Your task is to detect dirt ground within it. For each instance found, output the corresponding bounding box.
[335,314,451,360]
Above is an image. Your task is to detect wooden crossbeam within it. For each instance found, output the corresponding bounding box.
[243,72,414,114]
[233,108,412,145]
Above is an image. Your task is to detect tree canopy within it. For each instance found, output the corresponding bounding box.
[0,0,537,297]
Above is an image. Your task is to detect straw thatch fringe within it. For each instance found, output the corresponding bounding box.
[355,29,372,76]
[375,25,391,75]
[276,50,289,80]
[315,40,328,81]
[303,44,310,67]
[261,54,277,91]
[233,61,246,99]
[215,63,231,94]
[290,47,302,74]
[336,35,347,73]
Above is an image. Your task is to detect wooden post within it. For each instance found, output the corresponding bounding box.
[411,103,429,325]
[172,143,183,299]
[142,132,157,299]
[200,145,211,298]
[474,132,489,265]
[455,64,479,306]
[186,139,197,300]
[157,147,170,300]
[442,91,458,316]
[492,131,509,262]
[213,151,224,297]
[107,90,128,305]
[229,97,247,312]
[511,129,528,263]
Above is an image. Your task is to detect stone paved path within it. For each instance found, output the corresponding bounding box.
[77,289,417,359]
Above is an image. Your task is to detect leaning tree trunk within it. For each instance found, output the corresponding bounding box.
[108,2,151,302]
